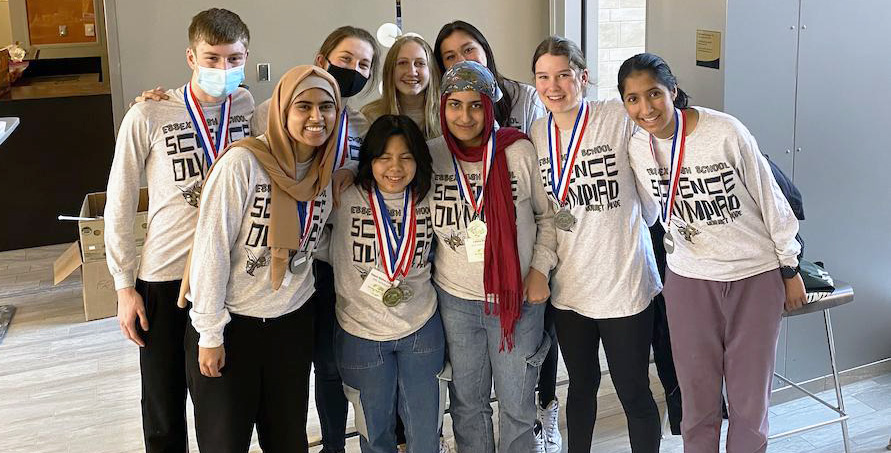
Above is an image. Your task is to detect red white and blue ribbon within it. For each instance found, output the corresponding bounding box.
[369,188,417,281]
[332,108,350,170]
[648,108,687,226]
[296,199,316,252]
[547,101,590,206]
[184,81,231,169]
[450,130,496,217]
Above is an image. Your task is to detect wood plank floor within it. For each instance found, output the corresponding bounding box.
[2,244,889,452]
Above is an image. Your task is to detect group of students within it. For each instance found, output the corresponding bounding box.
[105,7,806,453]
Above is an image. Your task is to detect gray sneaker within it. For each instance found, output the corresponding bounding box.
[534,420,547,453]
[537,398,563,453]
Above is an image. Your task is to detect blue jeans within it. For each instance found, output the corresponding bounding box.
[336,310,446,453]
[437,286,550,453]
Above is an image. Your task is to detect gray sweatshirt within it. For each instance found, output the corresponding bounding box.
[323,186,436,341]
[427,135,558,301]
[504,81,546,133]
[627,107,801,282]
[187,141,332,348]
[251,99,368,166]
[529,99,662,319]
[105,86,254,290]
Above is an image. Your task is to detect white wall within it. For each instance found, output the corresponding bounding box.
[645,0,726,110]
[106,0,549,129]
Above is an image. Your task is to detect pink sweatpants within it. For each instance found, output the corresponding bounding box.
[663,268,785,453]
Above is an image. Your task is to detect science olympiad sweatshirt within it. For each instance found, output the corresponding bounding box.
[105,87,253,290]
[426,135,558,301]
[187,141,331,348]
[321,185,436,341]
[529,99,661,319]
[627,106,800,282]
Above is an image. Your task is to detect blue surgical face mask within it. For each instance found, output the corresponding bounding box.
[196,64,245,98]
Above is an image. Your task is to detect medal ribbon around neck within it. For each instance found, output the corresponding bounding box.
[451,129,496,217]
[296,199,317,253]
[369,188,417,282]
[648,108,687,226]
[547,101,590,207]
[184,81,231,169]
[332,109,350,170]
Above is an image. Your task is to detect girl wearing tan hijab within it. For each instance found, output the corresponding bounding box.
[182,65,342,452]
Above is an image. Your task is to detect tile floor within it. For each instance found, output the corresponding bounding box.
[1,244,889,452]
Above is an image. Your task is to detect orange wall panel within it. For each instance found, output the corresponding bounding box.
[26,0,97,45]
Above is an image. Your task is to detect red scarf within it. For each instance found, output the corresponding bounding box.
[439,94,529,351]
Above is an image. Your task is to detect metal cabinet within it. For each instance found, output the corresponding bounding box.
[647,0,891,385]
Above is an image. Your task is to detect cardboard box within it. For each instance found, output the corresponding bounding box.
[54,189,149,321]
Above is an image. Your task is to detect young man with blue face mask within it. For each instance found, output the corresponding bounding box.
[103,8,254,452]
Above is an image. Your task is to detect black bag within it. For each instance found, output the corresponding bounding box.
[799,259,835,302]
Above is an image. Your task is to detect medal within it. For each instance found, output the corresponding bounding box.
[289,199,316,273]
[466,218,487,240]
[547,102,591,227]
[382,286,405,307]
[369,187,417,304]
[649,108,688,251]
[184,81,232,169]
[663,231,675,254]
[399,285,414,301]
[451,132,495,263]
[554,208,577,232]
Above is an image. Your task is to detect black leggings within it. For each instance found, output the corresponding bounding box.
[537,302,559,405]
[554,305,661,453]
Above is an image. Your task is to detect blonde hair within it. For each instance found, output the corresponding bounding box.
[361,36,441,139]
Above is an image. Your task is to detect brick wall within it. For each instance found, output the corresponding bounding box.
[596,0,645,100]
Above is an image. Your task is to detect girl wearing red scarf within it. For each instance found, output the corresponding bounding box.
[427,61,557,452]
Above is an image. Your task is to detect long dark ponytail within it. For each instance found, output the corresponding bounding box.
[617,53,689,109]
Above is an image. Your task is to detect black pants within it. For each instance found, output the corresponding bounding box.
[554,305,661,453]
[537,302,559,405]
[135,279,188,453]
[312,261,349,452]
[649,223,683,433]
[185,304,314,453]
[652,292,683,433]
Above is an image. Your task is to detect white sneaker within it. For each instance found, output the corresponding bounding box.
[438,437,451,453]
[537,399,562,453]
[533,420,547,453]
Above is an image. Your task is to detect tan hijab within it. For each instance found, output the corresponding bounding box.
[178,65,343,306]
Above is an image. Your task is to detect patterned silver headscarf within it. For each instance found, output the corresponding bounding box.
[440,60,503,102]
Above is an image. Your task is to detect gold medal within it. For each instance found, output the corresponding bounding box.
[382,286,404,307]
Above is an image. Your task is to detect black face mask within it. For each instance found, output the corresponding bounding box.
[326,61,368,98]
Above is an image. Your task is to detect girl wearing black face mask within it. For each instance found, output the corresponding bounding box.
[251,26,380,156]
[304,25,382,453]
